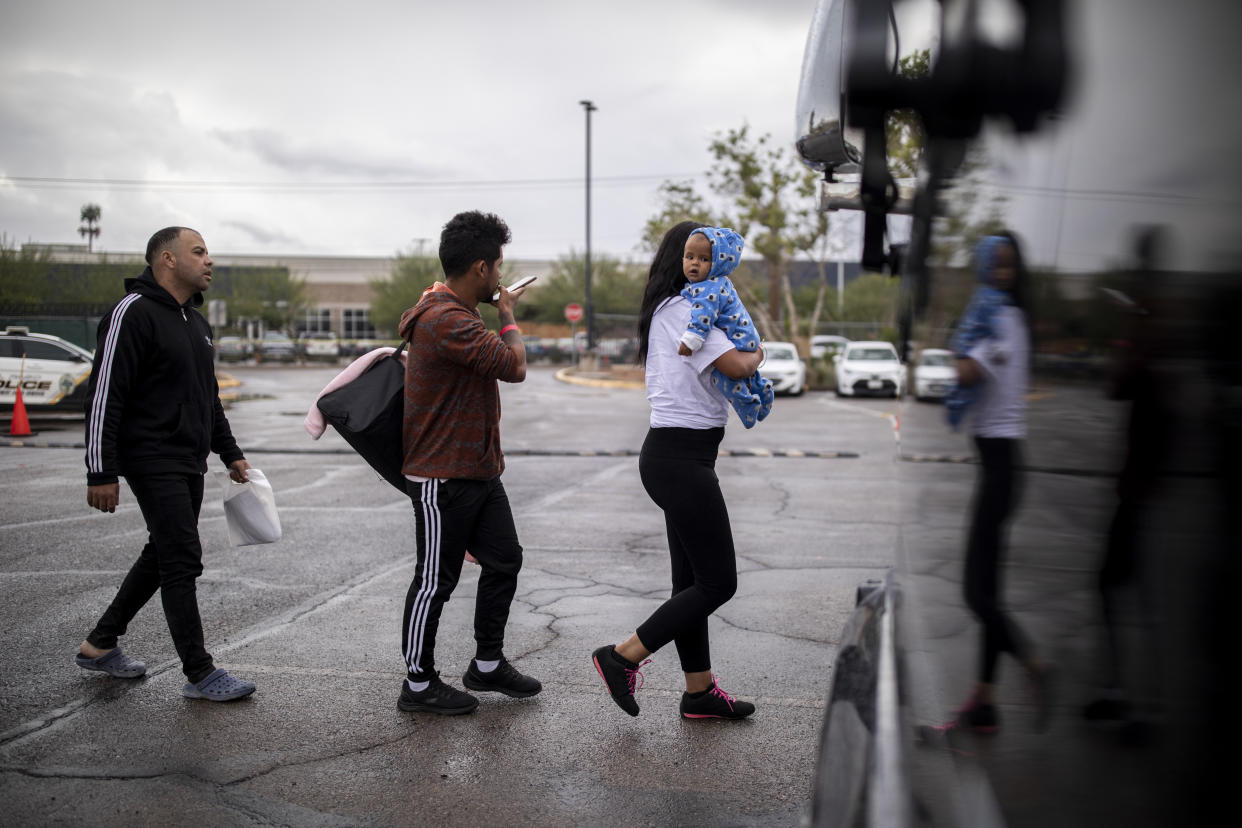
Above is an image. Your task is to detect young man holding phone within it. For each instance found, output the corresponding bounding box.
[394,210,539,715]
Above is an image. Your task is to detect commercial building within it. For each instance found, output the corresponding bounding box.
[20,244,552,340]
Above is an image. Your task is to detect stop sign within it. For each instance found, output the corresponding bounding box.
[564,303,584,323]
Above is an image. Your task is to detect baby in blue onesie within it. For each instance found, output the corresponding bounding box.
[678,226,773,428]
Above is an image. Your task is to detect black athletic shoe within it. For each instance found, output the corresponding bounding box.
[462,658,542,698]
[938,696,999,734]
[397,675,478,715]
[680,677,755,720]
[591,645,649,717]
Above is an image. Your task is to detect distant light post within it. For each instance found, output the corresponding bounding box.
[579,99,597,351]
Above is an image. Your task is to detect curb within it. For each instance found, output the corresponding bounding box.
[553,367,645,390]
[218,371,241,402]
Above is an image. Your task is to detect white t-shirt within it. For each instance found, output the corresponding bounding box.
[967,305,1029,439]
[646,296,735,429]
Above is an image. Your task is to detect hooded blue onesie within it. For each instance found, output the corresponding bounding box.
[679,227,774,428]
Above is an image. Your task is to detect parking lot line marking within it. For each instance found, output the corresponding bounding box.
[818,398,899,421]
[1,442,862,458]
[0,506,142,531]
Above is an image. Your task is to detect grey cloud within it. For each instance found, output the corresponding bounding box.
[219,220,302,248]
[0,1,856,259]
[210,128,446,181]
[0,70,192,177]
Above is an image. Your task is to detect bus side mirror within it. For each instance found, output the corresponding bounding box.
[794,0,862,174]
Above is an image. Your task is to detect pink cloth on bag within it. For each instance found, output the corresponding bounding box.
[304,347,408,439]
[306,284,450,439]
[305,344,478,565]
[305,289,478,565]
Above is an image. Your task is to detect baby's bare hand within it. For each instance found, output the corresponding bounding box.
[678,343,692,356]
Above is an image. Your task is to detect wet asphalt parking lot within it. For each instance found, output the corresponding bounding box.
[1,363,927,826]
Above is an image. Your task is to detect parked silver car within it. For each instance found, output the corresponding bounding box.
[215,335,252,363]
[257,332,297,363]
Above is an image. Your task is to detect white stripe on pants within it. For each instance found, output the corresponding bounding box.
[404,479,440,676]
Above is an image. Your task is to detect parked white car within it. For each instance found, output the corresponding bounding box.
[760,341,806,396]
[913,348,957,401]
[301,331,340,362]
[834,340,904,398]
[810,334,850,360]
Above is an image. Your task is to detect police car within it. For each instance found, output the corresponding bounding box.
[0,326,93,414]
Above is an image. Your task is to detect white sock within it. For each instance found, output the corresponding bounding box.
[475,659,499,673]
[406,678,430,692]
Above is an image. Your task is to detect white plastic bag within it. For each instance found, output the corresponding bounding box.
[222,468,282,546]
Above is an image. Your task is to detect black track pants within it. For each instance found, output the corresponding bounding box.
[401,477,522,681]
[88,472,215,682]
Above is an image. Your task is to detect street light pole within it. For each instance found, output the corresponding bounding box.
[579,99,597,352]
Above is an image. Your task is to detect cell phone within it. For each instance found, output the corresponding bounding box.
[492,275,538,302]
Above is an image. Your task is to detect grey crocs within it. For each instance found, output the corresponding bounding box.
[75,647,147,679]
[182,668,256,702]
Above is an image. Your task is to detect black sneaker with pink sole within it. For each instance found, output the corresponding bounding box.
[592,645,649,717]
[679,676,755,720]
[939,696,999,734]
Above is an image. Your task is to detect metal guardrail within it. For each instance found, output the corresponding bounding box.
[810,569,912,828]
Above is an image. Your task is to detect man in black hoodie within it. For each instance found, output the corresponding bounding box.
[75,226,257,702]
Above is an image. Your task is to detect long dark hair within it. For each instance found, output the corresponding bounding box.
[996,229,1029,313]
[636,220,704,365]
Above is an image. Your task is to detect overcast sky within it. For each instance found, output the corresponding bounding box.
[2,1,1238,272]
[983,0,1242,272]
[0,0,827,262]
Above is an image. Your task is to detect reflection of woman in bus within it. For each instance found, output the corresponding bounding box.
[947,232,1054,734]
[590,220,762,720]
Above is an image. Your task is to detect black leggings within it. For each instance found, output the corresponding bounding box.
[635,427,738,673]
[964,437,1030,684]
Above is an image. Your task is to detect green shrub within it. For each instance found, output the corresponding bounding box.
[805,356,837,390]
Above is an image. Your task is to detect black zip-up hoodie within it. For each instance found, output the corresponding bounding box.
[84,266,244,485]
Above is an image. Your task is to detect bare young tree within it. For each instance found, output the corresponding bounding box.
[646,125,829,348]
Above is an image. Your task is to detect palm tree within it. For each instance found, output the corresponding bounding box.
[78,204,101,252]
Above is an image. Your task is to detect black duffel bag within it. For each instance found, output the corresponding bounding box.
[316,341,408,493]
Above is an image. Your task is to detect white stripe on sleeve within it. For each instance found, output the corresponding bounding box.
[87,294,142,474]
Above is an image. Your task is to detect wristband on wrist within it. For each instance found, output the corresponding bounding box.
[499,323,519,337]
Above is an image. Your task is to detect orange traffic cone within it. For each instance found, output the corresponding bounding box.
[9,387,34,437]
